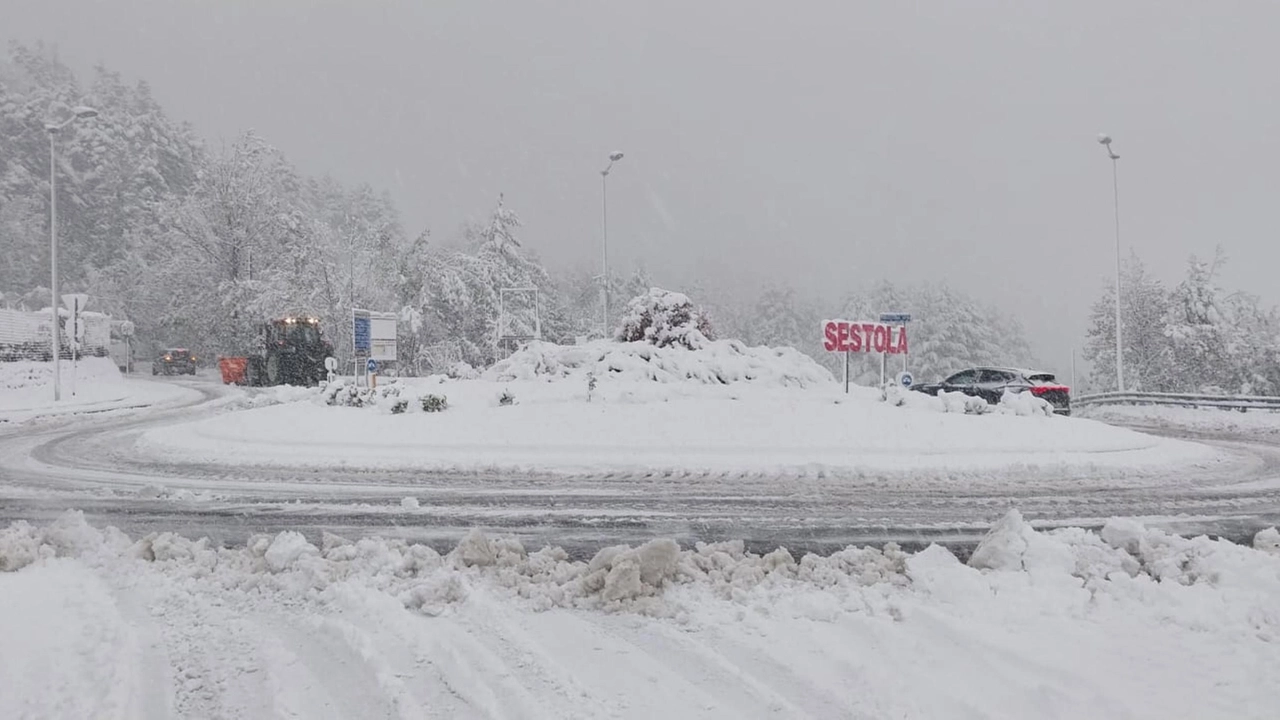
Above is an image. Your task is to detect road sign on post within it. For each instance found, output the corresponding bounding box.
[352,309,371,358]
[879,313,912,376]
[366,358,378,373]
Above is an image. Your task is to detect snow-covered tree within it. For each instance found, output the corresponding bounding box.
[410,196,568,367]
[1084,253,1176,392]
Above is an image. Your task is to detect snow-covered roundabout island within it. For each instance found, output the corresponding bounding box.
[135,338,1221,479]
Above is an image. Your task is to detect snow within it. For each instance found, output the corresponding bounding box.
[2,510,1280,717]
[1081,403,1280,437]
[136,341,1219,477]
[0,358,197,423]
[487,338,832,387]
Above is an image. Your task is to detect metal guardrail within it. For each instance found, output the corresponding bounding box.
[1074,391,1280,412]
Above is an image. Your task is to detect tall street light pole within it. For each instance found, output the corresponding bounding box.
[600,151,624,338]
[47,105,99,402]
[1098,133,1123,393]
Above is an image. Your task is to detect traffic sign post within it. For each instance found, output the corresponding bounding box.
[366,358,378,389]
[62,294,89,397]
[898,371,914,389]
[879,313,912,378]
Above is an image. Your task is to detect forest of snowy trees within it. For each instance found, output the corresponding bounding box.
[1083,249,1280,395]
[0,44,1049,383]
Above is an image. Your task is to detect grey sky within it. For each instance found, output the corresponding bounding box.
[7,0,1280,375]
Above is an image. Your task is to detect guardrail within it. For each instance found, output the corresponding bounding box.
[1074,391,1280,412]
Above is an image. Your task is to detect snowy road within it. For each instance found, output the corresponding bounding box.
[2,378,1279,554]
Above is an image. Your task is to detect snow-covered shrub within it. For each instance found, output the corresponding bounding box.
[998,389,1054,417]
[390,399,409,414]
[881,384,908,407]
[498,389,516,406]
[615,288,714,350]
[419,394,448,412]
[322,379,400,408]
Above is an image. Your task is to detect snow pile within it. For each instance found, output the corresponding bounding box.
[1082,403,1280,437]
[997,389,1055,417]
[0,357,122,393]
[6,512,1280,716]
[884,386,1054,418]
[218,384,316,411]
[485,339,834,389]
[1253,527,1280,556]
[6,510,1279,624]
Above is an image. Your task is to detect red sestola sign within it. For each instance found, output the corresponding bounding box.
[822,320,908,355]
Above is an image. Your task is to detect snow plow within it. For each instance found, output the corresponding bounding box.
[220,316,334,387]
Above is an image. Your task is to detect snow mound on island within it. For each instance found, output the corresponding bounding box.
[484,339,834,389]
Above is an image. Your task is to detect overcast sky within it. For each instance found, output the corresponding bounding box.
[8,0,1280,374]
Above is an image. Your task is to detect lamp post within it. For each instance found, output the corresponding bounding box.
[1098,133,1123,393]
[47,105,99,402]
[600,151,624,338]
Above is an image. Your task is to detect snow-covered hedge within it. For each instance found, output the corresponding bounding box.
[485,339,834,388]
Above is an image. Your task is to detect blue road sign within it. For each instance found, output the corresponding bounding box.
[366,358,378,373]
[879,313,912,324]
[898,371,914,388]
[353,315,371,352]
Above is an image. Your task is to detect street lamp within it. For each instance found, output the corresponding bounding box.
[599,151,624,338]
[47,105,98,401]
[1098,133,1123,393]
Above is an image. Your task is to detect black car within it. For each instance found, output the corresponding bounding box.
[912,366,1070,415]
[152,347,197,375]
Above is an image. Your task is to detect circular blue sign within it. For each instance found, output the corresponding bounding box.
[898,371,914,388]
[366,358,378,373]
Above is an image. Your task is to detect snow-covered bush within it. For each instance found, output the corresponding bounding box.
[390,398,409,414]
[615,288,714,350]
[498,389,516,406]
[322,379,401,408]
[419,394,448,412]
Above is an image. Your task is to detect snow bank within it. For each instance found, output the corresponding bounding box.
[6,510,1278,621]
[5,512,1280,718]
[0,357,121,394]
[485,339,833,388]
[1082,403,1280,436]
[0,357,197,423]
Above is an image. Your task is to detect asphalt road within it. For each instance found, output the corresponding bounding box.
[3,378,1279,557]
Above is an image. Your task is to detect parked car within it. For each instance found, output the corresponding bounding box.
[152,347,197,376]
[911,366,1070,415]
